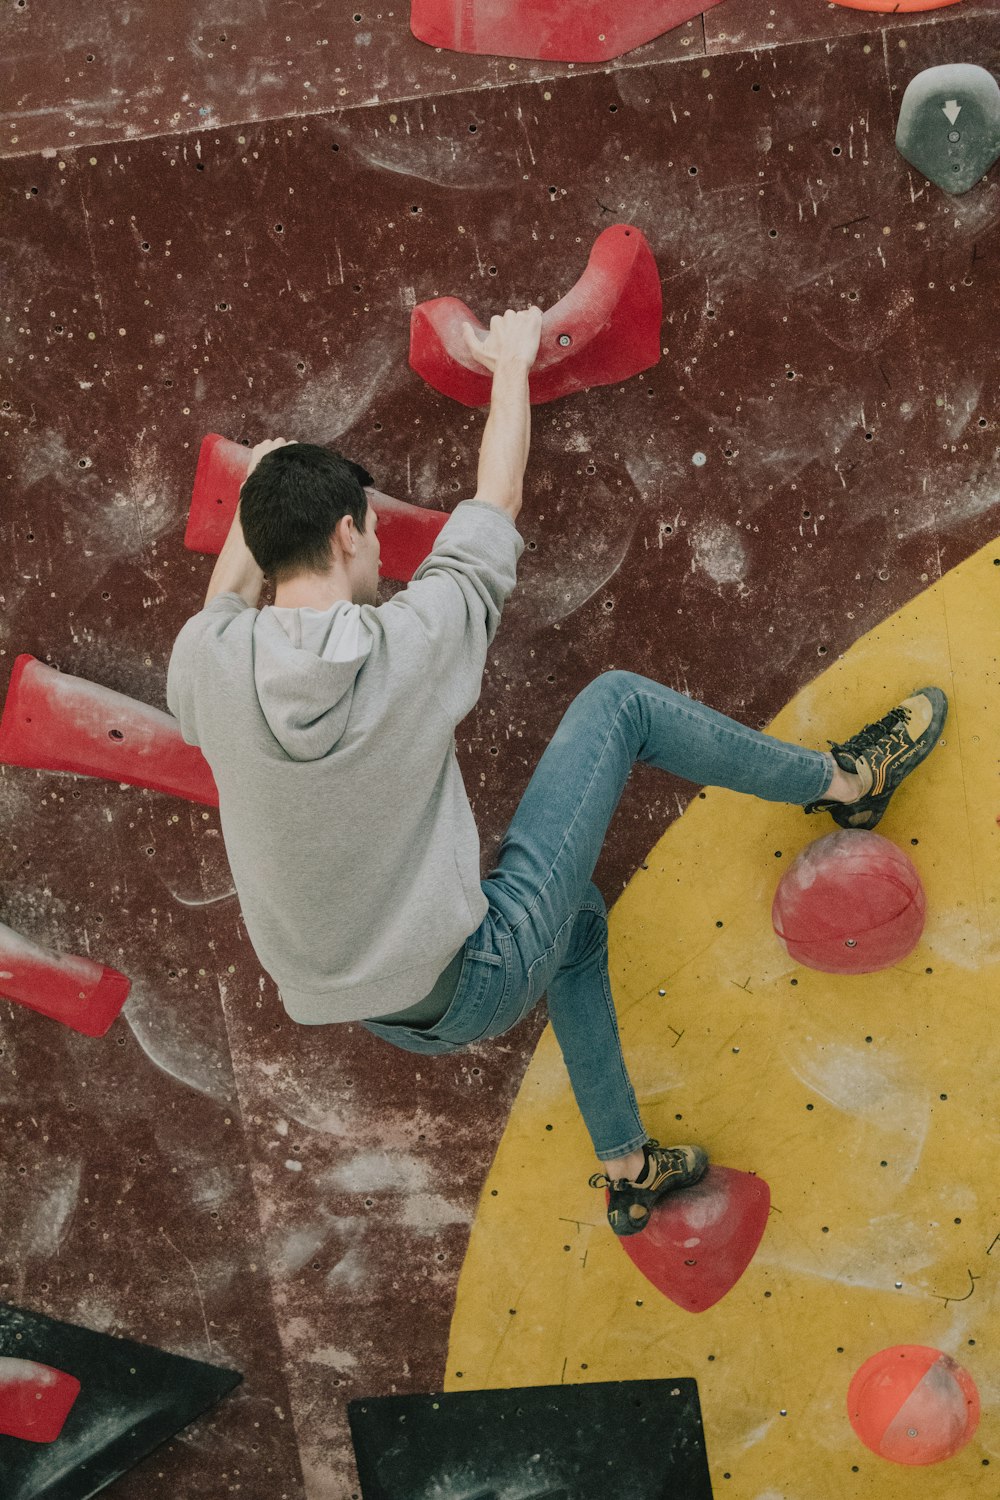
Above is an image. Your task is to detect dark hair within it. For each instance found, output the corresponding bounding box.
[239,443,375,584]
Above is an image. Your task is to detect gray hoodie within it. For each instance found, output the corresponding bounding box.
[166,499,523,1023]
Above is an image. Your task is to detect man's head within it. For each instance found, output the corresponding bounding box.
[240,442,380,606]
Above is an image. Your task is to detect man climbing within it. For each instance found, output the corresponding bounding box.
[167,306,947,1237]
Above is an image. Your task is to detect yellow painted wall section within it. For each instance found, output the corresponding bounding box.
[447,537,1000,1498]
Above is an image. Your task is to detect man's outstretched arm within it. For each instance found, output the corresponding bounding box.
[465,307,542,525]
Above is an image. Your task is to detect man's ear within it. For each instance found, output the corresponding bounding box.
[332,513,357,559]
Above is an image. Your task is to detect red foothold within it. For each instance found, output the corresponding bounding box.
[773,831,925,975]
[0,919,130,1036]
[0,1357,81,1443]
[848,1345,980,1465]
[613,1165,771,1313]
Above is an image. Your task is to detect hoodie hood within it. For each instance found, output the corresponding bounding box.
[252,600,374,760]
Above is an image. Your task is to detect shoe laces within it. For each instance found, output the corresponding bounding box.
[831,705,909,760]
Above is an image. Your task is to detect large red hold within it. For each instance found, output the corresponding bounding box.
[0,919,130,1037]
[612,1166,771,1313]
[410,225,662,407]
[0,654,219,806]
[186,433,449,583]
[772,830,926,975]
[410,0,724,62]
[0,1357,81,1442]
[848,1345,980,1465]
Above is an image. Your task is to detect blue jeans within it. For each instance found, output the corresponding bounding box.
[364,672,836,1161]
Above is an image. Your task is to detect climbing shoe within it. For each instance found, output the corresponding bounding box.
[590,1139,709,1237]
[804,687,948,831]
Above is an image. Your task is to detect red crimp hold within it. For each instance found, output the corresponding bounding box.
[409,225,662,407]
[410,0,723,62]
[0,919,130,1037]
[613,1166,771,1313]
[0,1357,81,1442]
[0,655,219,807]
[185,434,449,583]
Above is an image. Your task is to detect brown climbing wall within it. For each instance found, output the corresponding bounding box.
[2,5,999,1497]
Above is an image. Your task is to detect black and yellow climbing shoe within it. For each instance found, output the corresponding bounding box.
[804,687,948,831]
[590,1139,709,1237]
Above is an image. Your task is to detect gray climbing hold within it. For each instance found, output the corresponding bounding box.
[896,63,1000,196]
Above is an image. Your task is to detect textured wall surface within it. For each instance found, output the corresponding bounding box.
[2,3,999,1497]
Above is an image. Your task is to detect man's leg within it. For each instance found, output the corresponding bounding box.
[484,671,945,1233]
[484,672,844,1162]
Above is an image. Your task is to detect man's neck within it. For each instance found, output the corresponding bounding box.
[273,575,352,611]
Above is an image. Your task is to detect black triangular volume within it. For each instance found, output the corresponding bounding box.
[0,1302,242,1500]
[349,1378,714,1499]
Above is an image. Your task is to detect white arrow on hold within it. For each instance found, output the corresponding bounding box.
[943,99,962,126]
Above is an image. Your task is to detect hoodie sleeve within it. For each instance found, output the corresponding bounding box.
[382,500,523,725]
[166,593,250,744]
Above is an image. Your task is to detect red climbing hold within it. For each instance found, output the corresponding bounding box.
[832,0,958,12]
[772,830,926,976]
[186,433,449,583]
[0,919,130,1037]
[0,654,218,806]
[848,1345,980,1465]
[410,0,723,62]
[0,1357,81,1442]
[410,224,662,407]
[612,1166,771,1313]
